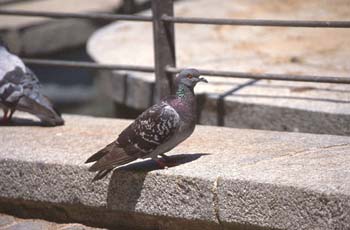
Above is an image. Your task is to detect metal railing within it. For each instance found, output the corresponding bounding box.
[1,0,350,100]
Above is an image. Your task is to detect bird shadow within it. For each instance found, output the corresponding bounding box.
[106,153,210,212]
[0,117,45,127]
[118,153,209,172]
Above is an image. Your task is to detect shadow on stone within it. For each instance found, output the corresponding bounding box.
[217,79,259,126]
[121,153,209,172]
[106,153,209,212]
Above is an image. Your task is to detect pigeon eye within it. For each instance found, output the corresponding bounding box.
[187,74,193,79]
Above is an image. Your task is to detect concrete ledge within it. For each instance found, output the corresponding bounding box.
[0,212,106,230]
[0,0,123,55]
[0,115,350,229]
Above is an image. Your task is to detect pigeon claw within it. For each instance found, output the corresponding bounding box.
[155,159,166,169]
[1,111,9,124]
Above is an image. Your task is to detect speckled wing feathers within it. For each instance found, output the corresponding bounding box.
[117,101,180,158]
[0,67,24,104]
[0,47,40,106]
[87,142,138,172]
[86,101,181,174]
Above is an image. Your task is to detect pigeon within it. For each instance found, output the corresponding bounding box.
[85,68,208,181]
[0,39,64,126]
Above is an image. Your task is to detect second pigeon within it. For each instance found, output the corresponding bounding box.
[0,40,64,126]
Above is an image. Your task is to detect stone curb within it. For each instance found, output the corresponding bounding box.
[0,0,123,55]
[0,115,350,229]
[0,213,107,230]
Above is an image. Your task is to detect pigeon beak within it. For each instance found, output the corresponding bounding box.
[198,77,208,83]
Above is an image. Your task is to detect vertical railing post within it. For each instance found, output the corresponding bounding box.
[123,0,136,14]
[152,0,176,101]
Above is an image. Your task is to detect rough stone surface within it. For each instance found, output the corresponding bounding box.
[0,213,107,230]
[201,93,350,135]
[108,170,216,223]
[4,221,53,230]
[0,114,350,229]
[88,0,350,135]
[0,0,123,55]
[0,214,15,227]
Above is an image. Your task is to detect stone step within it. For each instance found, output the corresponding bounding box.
[0,0,123,55]
[0,114,349,229]
[0,213,106,230]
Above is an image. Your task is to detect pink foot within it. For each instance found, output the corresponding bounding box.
[1,111,9,124]
[154,158,178,169]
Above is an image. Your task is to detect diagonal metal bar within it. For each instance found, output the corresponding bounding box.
[22,58,155,72]
[0,9,153,22]
[217,79,260,126]
[166,67,350,84]
[162,15,350,28]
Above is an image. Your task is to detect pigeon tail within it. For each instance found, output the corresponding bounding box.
[91,169,113,182]
[86,141,137,175]
[85,142,115,163]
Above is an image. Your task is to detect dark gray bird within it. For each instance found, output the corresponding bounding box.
[0,40,64,126]
[86,68,207,181]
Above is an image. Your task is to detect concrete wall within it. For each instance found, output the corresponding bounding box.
[1,114,350,229]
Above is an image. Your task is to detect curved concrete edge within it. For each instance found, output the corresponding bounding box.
[200,94,350,136]
[93,71,350,135]
[94,73,350,136]
[0,114,350,229]
[94,70,155,110]
[0,0,123,55]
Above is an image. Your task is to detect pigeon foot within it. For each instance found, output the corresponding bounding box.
[155,157,178,169]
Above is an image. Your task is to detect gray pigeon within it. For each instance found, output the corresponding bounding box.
[86,68,207,181]
[0,40,64,126]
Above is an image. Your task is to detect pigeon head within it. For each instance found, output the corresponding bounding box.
[34,95,64,126]
[175,68,208,89]
[17,95,64,126]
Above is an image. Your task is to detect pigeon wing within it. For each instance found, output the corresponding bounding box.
[86,101,180,174]
[0,48,33,104]
[117,101,181,158]
[0,67,25,104]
